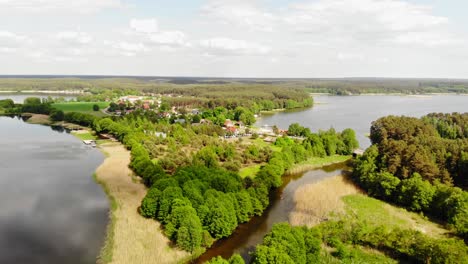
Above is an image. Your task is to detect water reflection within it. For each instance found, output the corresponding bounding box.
[195,162,350,263]
[0,117,108,264]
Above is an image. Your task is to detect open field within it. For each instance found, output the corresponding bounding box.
[95,143,189,264]
[342,194,449,237]
[52,102,109,116]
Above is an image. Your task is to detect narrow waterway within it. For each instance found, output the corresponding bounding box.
[0,116,108,264]
[195,162,350,263]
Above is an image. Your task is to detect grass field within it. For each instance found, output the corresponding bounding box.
[342,194,448,237]
[52,102,109,116]
[239,164,261,178]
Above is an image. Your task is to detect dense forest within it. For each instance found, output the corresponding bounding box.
[1,77,468,99]
[353,113,468,238]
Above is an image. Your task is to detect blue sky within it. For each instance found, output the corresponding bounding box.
[0,0,467,78]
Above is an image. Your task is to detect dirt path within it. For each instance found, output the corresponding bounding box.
[96,143,188,264]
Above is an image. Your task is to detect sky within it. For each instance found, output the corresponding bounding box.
[0,0,467,78]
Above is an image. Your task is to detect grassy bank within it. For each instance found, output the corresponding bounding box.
[94,143,189,264]
[286,155,351,175]
[290,175,450,237]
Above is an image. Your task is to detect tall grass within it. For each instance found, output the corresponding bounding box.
[290,176,360,227]
[94,143,189,264]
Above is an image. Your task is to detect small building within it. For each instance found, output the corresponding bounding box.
[224,119,234,128]
[353,149,365,158]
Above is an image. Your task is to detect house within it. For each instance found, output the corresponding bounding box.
[235,121,245,128]
[224,126,238,136]
[224,119,234,128]
[143,102,150,110]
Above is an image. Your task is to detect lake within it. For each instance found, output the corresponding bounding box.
[0,94,75,104]
[0,116,108,263]
[256,95,468,148]
[195,163,349,263]
[197,94,468,262]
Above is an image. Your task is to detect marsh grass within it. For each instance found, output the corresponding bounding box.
[285,155,351,175]
[95,143,189,264]
[290,175,361,227]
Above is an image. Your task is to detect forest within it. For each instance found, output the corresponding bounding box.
[1,77,468,99]
[353,113,468,238]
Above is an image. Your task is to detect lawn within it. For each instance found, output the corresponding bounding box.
[342,194,449,237]
[71,131,98,141]
[239,164,261,178]
[52,102,110,117]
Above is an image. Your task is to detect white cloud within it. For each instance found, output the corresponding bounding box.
[284,0,453,46]
[0,0,124,14]
[201,0,276,32]
[0,31,28,52]
[200,37,271,56]
[110,41,148,57]
[57,31,92,45]
[148,31,187,46]
[130,18,159,34]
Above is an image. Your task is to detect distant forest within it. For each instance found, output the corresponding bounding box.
[0,76,467,95]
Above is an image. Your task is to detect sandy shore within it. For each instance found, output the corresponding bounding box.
[95,143,189,264]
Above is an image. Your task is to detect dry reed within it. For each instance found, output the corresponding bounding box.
[95,143,189,264]
[290,175,360,227]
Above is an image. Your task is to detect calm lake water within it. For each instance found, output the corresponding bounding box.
[0,116,108,264]
[195,163,349,263]
[256,95,468,148]
[198,95,468,262]
[0,94,75,103]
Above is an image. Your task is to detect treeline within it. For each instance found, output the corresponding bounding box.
[298,78,468,95]
[257,220,467,264]
[285,123,359,156]
[353,114,468,238]
[211,219,468,264]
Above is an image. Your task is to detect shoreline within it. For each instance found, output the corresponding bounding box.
[93,142,189,264]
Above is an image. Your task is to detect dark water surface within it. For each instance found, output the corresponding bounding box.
[195,163,349,263]
[256,95,468,148]
[0,116,108,264]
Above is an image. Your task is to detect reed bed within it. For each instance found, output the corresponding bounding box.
[95,143,189,264]
[290,175,361,227]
